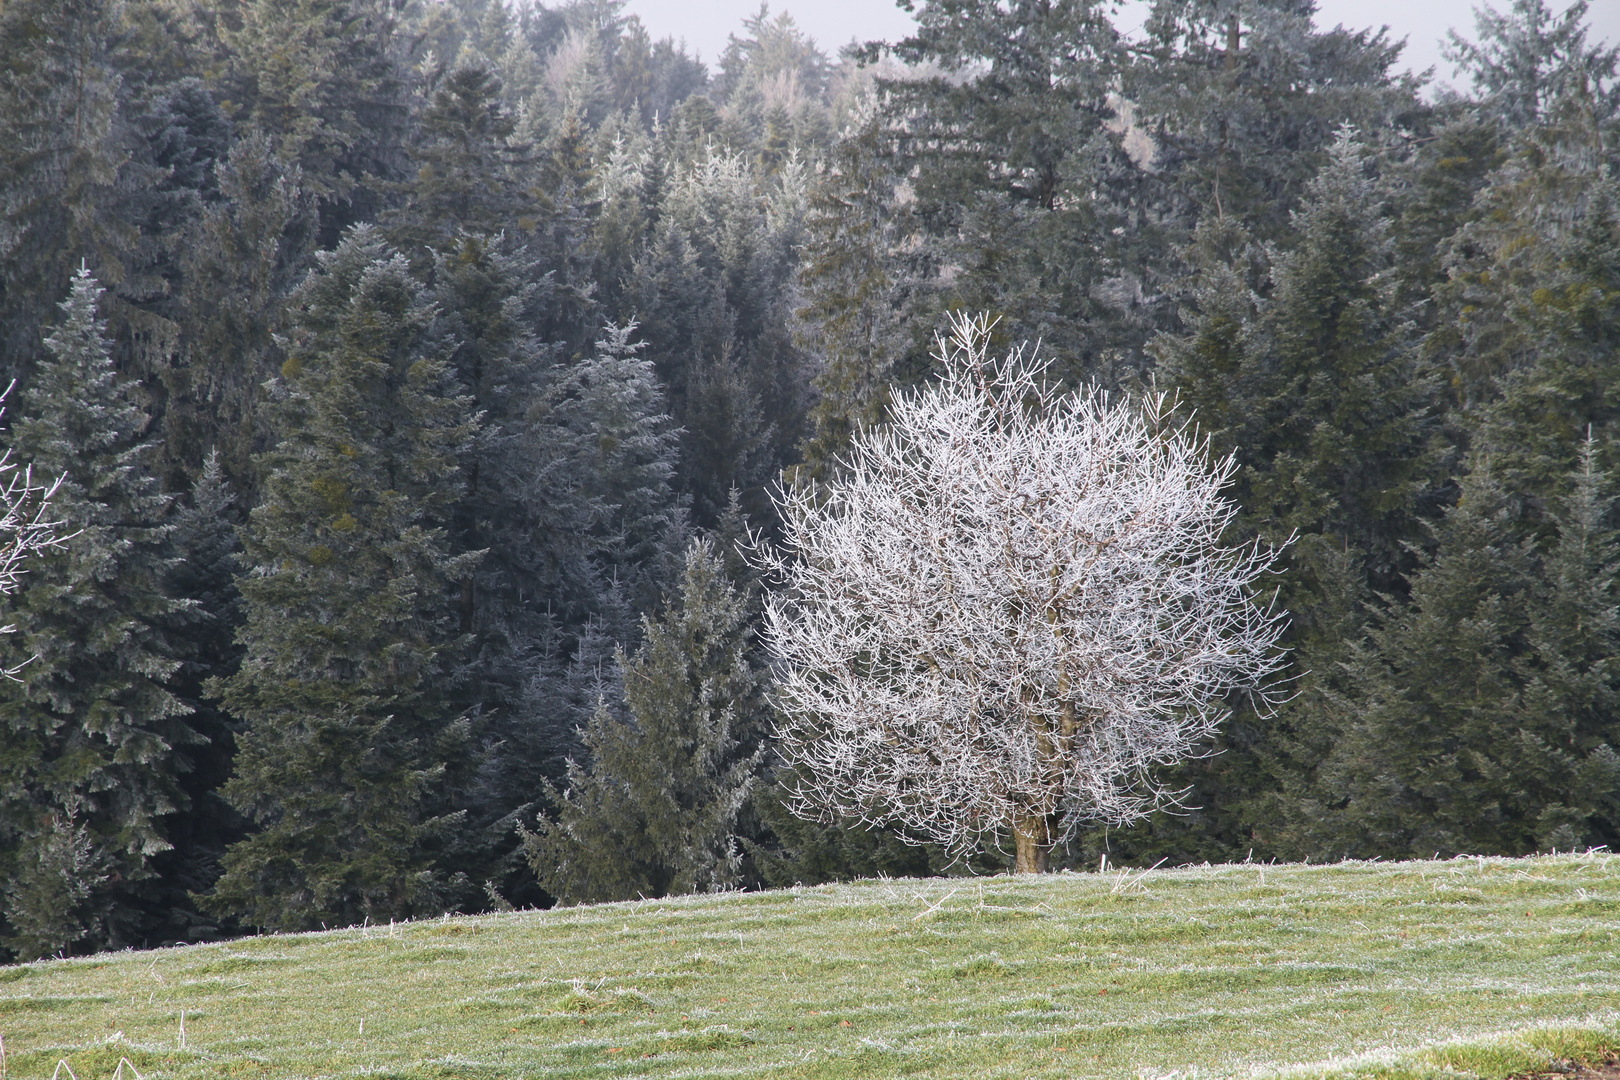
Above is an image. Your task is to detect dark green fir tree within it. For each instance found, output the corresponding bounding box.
[523,536,764,904]
[482,317,691,878]
[0,0,133,389]
[386,63,537,266]
[1133,133,1434,863]
[624,145,804,527]
[1129,0,1422,248]
[865,0,1137,378]
[171,133,316,498]
[1510,441,1620,852]
[0,268,196,960]
[203,227,481,931]
[792,104,914,484]
[1315,439,1620,857]
[141,449,246,944]
[224,0,411,241]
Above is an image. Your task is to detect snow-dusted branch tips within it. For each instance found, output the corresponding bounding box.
[0,384,69,678]
[762,313,1288,872]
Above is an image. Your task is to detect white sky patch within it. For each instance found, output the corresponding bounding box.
[624,0,1620,94]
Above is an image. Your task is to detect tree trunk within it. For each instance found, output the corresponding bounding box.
[1013,812,1052,874]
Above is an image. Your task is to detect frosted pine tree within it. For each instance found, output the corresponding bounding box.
[0,269,196,959]
[498,322,687,802]
[0,0,130,389]
[147,450,246,943]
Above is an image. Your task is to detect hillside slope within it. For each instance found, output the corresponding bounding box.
[2,854,1618,1080]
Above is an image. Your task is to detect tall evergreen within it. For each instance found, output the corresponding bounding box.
[471,317,689,891]
[204,228,480,930]
[1389,116,1506,322]
[224,0,411,242]
[626,145,808,526]
[0,269,195,959]
[523,537,763,904]
[1436,99,1620,464]
[1130,0,1423,247]
[550,322,687,608]
[424,236,586,905]
[1138,134,1435,863]
[0,0,133,389]
[171,133,316,496]
[387,63,537,266]
[1444,0,1620,132]
[712,5,830,148]
[792,103,914,483]
[1315,442,1620,858]
[1512,443,1620,852]
[143,450,246,945]
[865,0,1138,379]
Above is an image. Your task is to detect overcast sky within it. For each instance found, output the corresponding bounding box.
[621,0,1620,94]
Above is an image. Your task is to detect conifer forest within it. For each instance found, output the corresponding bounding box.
[0,0,1617,964]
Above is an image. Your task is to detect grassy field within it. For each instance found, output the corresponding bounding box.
[2,853,1619,1080]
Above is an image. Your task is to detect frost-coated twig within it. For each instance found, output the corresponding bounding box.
[0,383,69,677]
[911,888,959,921]
[762,313,1288,857]
[1111,858,1168,894]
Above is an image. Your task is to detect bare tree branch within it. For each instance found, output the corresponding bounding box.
[0,382,70,678]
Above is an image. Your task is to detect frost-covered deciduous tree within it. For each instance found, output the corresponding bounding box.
[762,314,1288,872]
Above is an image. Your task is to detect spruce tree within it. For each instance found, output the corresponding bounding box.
[1427,78,1619,416]
[0,0,133,388]
[587,124,659,316]
[1444,0,1619,132]
[792,103,914,483]
[1449,121,1620,491]
[386,63,537,266]
[1389,116,1506,323]
[423,235,597,906]
[204,227,480,930]
[1316,441,1620,857]
[1514,440,1620,852]
[865,0,1137,377]
[143,450,246,944]
[547,322,687,609]
[0,269,195,959]
[1309,465,1531,857]
[1136,134,1435,863]
[224,0,411,240]
[1238,134,1433,588]
[626,146,808,526]
[523,537,764,904]
[479,318,689,865]
[1130,0,1422,247]
[172,133,316,497]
